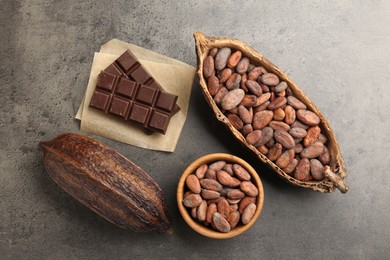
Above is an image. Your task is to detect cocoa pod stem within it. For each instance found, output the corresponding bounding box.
[324,166,349,193]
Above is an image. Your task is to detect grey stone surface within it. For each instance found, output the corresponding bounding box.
[1,0,389,259]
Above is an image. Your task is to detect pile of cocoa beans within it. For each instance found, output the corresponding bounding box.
[203,47,331,181]
[183,160,258,233]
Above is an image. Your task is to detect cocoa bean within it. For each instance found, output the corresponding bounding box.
[283,158,298,175]
[212,212,231,233]
[203,56,215,79]
[195,164,208,179]
[229,203,239,211]
[300,141,324,158]
[183,194,203,208]
[286,86,293,96]
[304,126,321,147]
[240,181,259,197]
[291,120,309,130]
[254,101,270,112]
[267,96,287,110]
[277,90,286,97]
[254,127,274,147]
[197,200,207,221]
[191,207,197,219]
[269,121,291,131]
[265,137,275,148]
[284,105,296,125]
[221,89,245,110]
[213,87,228,106]
[242,203,256,224]
[240,73,248,91]
[275,81,288,92]
[184,191,193,199]
[215,47,231,70]
[227,189,246,200]
[287,96,307,110]
[205,169,217,180]
[253,110,273,130]
[239,196,256,214]
[260,73,280,86]
[200,179,223,191]
[217,170,240,187]
[257,145,268,155]
[246,80,263,96]
[227,113,244,130]
[248,67,264,80]
[274,130,295,149]
[218,68,232,84]
[267,143,283,161]
[207,75,219,96]
[209,48,218,57]
[217,197,231,218]
[255,93,271,107]
[310,159,325,181]
[318,133,328,144]
[238,105,253,124]
[186,174,201,193]
[227,50,242,68]
[296,109,320,126]
[227,211,240,229]
[228,107,239,114]
[259,82,270,92]
[241,124,253,136]
[225,73,241,90]
[246,130,262,145]
[273,108,285,121]
[232,163,251,181]
[294,158,311,181]
[247,63,255,72]
[209,160,227,171]
[289,127,308,138]
[294,137,303,144]
[201,189,221,200]
[236,57,250,74]
[206,203,217,223]
[293,143,303,154]
[240,95,258,107]
[223,164,234,175]
[319,146,331,165]
[276,149,295,168]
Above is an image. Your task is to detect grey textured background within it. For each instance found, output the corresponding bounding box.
[1,0,389,259]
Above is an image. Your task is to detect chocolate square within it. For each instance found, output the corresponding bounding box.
[129,104,151,125]
[109,97,131,118]
[135,85,158,105]
[90,90,111,111]
[155,92,178,112]
[148,110,170,134]
[97,72,117,91]
[116,78,137,98]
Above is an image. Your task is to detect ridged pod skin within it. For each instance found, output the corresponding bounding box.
[194,32,348,193]
[40,133,171,232]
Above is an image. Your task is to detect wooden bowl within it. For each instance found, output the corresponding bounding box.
[177,153,264,239]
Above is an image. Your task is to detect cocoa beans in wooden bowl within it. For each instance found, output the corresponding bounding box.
[177,153,264,239]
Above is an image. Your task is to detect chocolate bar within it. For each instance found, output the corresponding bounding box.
[104,50,180,113]
[90,71,178,134]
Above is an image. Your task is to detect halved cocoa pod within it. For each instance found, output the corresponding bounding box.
[194,32,348,193]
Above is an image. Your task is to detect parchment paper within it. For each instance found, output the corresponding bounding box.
[75,39,196,152]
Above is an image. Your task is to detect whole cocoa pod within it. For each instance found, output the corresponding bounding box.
[40,133,171,233]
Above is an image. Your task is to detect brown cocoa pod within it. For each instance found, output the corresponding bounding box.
[283,158,298,175]
[232,163,251,181]
[240,73,248,91]
[294,158,311,181]
[201,189,221,200]
[221,89,245,110]
[40,133,170,232]
[291,120,310,130]
[255,92,271,107]
[257,145,268,155]
[304,126,321,147]
[260,73,280,86]
[275,81,288,93]
[241,203,256,224]
[218,68,232,84]
[274,130,295,149]
[246,130,262,145]
[209,47,218,57]
[206,203,217,223]
[200,178,223,191]
[287,96,307,110]
[310,159,325,181]
[217,197,231,218]
[240,181,259,197]
[269,120,291,131]
[203,56,215,79]
[238,105,253,124]
[227,189,246,200]
[289,127,308,138]
[319,146,331,165]
[284,105,296,125]
[318,133,328,144]
[239,196,256,214]
[267,96,287,110]
[186,174,201,193]
[301,141,324,159]
[205,169,217,180]
[215,47,231,70]
[293,143,304,154]
[236,57,250,74]
[213,86,228,105]
[227,50,242,68]
[267,143,283,161]
[223,163,234,175]
[209,160,227,170]
[276,149,295,168]
[227,211,240,229]
[254,127,274,147]
[296,109,320,126]
[241,124,253,136]
[253,110,273,130]
[195,164,208,179]
[225,73,241,90]
[273,108,285,121]
[240,94,258,107]
[197,200,207,221]
[212,212,231,233]
[246,80,263,96]
[183,194,203,208]
[227,113,244,130]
